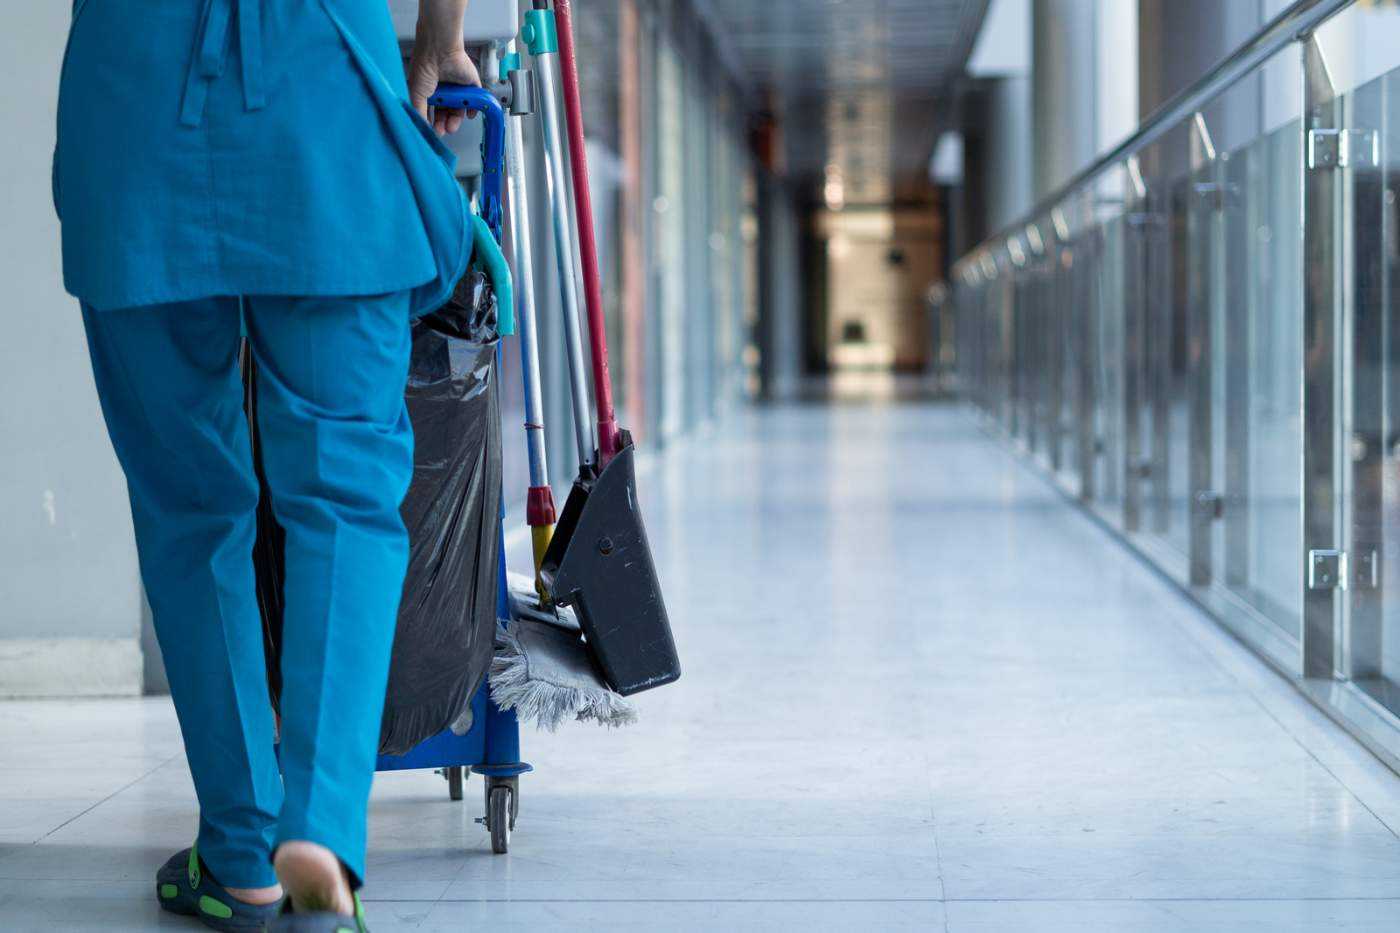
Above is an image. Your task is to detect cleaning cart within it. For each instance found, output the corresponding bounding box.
[366,0,680,854]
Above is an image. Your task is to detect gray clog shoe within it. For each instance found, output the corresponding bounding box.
[156,845,282,931]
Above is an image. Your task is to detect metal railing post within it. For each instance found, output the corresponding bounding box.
[1221,134,1253,590]
[1147,190,1172,536]
[1300,34,1342,679]
[1075,226,1098,503]
[1342,70,1385,679]
[1123,160,1149,533]
[1049,240,1067,473]
[1188,112,1224,587]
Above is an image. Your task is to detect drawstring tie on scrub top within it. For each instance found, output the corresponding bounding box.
[180,0,266,127]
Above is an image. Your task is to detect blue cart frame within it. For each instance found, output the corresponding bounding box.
[374,85,529,855]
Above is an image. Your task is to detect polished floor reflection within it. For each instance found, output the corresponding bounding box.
[2,403,1399,931]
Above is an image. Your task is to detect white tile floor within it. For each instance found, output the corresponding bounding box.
[3,403,1400,931]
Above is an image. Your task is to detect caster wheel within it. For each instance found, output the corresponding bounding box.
[482,776,519,855]
[488,785,511,854]
[446,766,464,802]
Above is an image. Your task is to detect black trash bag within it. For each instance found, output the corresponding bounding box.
[247,268,503,756]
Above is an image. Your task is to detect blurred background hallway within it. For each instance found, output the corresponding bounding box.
[7,1,1400,929]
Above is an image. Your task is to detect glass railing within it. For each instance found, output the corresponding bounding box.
[951,0,1400,770]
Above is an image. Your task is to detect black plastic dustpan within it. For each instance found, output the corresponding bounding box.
[540,432,679,696]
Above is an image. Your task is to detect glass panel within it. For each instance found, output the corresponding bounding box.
[1347,62,1400,713]
[1195,56,1305,641]
[1130,118,1195,570]
[1247,123,1304,631]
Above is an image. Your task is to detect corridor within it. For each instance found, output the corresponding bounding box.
[3,402,1399,930]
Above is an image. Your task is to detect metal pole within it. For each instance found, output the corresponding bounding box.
[1148,191,1171,535]
[1187,112,1221,588]
[554,0,624,465]
[504,44,558,592]
[1222,142,1252,590]
[1076,226,1098,503]
[531,44,596,471]
[506,90,549,489]
[1301,34,1341,679]
[1123,168,1147,534]
[1347,86,1386,679]
[1048,245,1065,472]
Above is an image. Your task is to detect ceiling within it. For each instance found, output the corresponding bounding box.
[700,0,990,204]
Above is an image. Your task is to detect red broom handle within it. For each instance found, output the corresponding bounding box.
[553,0,622,465]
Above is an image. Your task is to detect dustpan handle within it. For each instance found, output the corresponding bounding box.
[553,0,623,465]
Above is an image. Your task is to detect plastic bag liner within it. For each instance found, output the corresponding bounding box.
[248,269,503,756]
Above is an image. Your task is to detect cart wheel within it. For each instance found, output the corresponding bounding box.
[488,785,511,854]
[446,766,464,801]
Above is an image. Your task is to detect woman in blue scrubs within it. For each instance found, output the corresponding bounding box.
[55,1,478,929]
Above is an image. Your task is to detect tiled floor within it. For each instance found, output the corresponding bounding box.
[3,403,1400,931]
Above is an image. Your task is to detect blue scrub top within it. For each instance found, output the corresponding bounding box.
[55,0,470,318]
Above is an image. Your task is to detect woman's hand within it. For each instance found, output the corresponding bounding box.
[408,0,480,136]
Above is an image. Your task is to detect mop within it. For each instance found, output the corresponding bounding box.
[434,47,636,731]
[492,574,637,730]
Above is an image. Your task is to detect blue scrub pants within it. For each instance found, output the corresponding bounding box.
[82,292,415,889]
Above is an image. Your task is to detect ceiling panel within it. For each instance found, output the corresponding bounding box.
[702,0,989,203]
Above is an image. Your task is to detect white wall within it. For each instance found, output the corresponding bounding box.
[960,0,1136,242]
[963,0,1034,238]
[1094,1,1138,157]
[1032,0,1138,202]
[1031,0,1097,200]
[0,7,143,696]
[978,77,1034,237]
[967,0,1030,78]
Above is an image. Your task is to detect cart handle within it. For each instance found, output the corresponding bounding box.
[427,84,506,240]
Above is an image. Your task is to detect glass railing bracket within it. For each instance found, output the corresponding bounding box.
[1308,549,1347,590]
[1354,550,1379,591]
[1191,182,1228,212]
[1192,491,1225,521]
[1307,128,1378,170]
